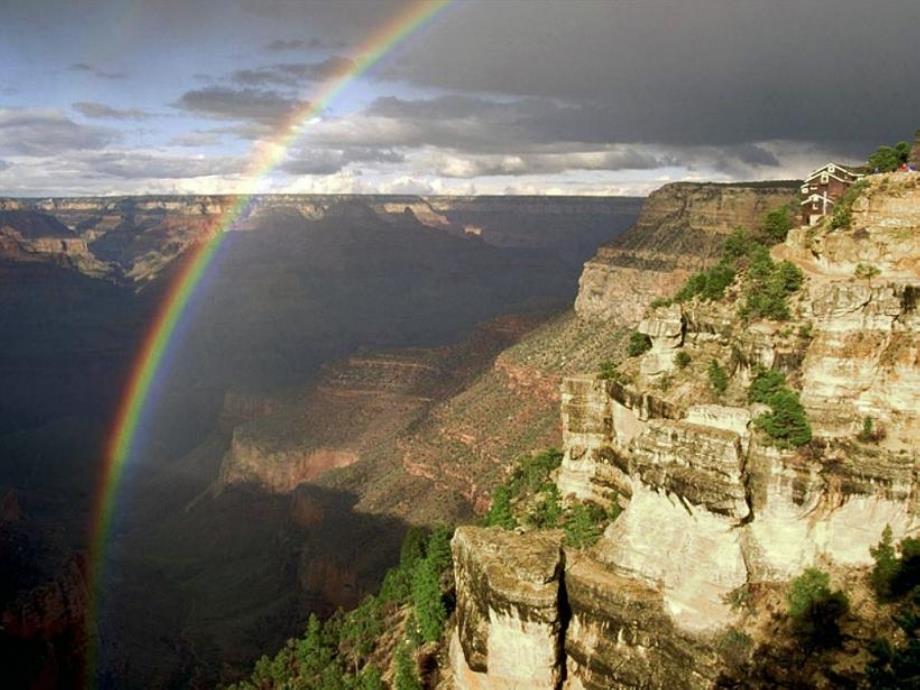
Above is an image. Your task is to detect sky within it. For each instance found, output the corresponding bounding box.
[1,0,918,197]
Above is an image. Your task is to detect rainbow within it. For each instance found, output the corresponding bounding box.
[84,0,450,683]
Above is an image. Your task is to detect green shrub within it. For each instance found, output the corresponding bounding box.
[855,262,881,284]
[717,628,753,666]
[857,416,885,444]
[508,448,563,496]
[787,568,849,650]
[708,359,729,394]
[868,142,911,172]
[831,204,852,230]
[748,367,786,404]
[830,179,868,230]
[483,485,517,529]
[528,484,563,528]
[763,206,793,244]
[393,645,422,690]
[650,296,672,309]
[425,525,454,574]
[358,665,384,690]
[674,261,736,303]
[563,502,607,549]
[740,257,803,322]
[754,388,812,447]
[722,228,759,261]
[627,330,652,357]
[597,360,623,381]
[674,350,691,369]
[871,525,900,601]
[411,558,446,643]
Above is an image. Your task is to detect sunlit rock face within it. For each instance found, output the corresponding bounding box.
[444,175,919,688]
[563,555,722,690]
[575,181,799,324]
[450,527,565,690]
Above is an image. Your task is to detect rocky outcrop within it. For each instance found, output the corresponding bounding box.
[449,174,919,689]
[575,182,799,323]
[450,527,566,690]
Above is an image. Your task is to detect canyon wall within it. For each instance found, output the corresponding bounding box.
[447,173,920,688]
[574,182,799,324]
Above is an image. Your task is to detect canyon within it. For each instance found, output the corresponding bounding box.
[0,193,641,687]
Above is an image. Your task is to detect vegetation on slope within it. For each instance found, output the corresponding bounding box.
[652,210,804,323]
[225,526,454,690]
[748,367,812,448]
[483,448,621,548]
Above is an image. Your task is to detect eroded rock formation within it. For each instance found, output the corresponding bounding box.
[447,173,920,688]
[575,182,799,324]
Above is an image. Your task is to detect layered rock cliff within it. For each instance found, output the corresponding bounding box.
[0,194,639,285]
[446,172,920,689]
[574,182,799,324]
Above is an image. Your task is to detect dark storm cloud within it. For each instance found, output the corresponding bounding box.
[380,0,920,152]
[281,146,404,175]
[73,102,153,121]
[0,109,115,156]
[173,86,307,126]
[231,57,355,87]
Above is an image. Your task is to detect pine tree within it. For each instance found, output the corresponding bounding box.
[871,525,899,600]
[484,485,517,528]
[393,644,423,690]
[411,557,446,643]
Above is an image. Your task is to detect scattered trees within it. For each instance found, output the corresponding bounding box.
[868,142,912,172]
[227,526,455,690]
[865,526,920,686]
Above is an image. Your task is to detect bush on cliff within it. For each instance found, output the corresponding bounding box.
[627,330,652,357]
[411,557,446,643]
[762,206,793,244]
[748,367,787,404]
[675,261,736,303]
[393,644,422,690]
[528,483,563,528]
[708,359,729,395]
[864,525,920,687]
[740,253,803,322]
[787,568,850,650]
[754,388,812,448]
[563,501,607,548]
[483,485,517,529]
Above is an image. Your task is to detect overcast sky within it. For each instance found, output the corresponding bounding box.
[1,0,917,196]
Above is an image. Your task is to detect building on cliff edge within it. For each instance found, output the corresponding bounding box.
[800,162,863,225]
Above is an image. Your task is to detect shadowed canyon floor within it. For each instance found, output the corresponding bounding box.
[0,194,640,687]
